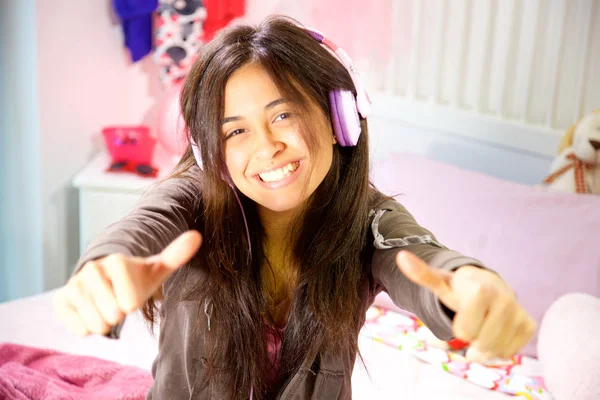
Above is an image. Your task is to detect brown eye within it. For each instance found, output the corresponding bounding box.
[226,129,245,139]
[274,112,291,122]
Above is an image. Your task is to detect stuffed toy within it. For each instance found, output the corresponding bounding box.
[542,109,600,194]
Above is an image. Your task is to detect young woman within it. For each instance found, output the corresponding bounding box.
[54,16,536,400]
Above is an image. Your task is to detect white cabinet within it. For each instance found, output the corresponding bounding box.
[72,150,179,255]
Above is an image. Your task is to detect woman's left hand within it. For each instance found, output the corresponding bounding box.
[395,250,537,360]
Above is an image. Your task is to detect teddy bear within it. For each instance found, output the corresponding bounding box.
[542,109,600,194]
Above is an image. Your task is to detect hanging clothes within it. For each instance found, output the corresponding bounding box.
[113,0,159,62]
[202,0,245,42]
[154,0,206,85]
[154,0,245,85]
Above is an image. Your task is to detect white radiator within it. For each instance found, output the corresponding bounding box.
[357,0,600,155]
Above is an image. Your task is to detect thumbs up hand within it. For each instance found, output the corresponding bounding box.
[54,230,202,336]
[395,250,536,361]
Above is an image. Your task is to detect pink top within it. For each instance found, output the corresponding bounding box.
[250,324,285,400]
[265,324,286,388]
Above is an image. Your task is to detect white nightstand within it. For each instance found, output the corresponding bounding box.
[72,148,180,255]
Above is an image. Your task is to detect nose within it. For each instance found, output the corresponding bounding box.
[253,126,285,162]
[590,139,600,150]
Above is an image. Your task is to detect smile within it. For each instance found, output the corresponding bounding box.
[253,160,303,190]
[258,161,300,183]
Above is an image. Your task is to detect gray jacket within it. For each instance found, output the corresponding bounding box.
[74,166,484,399]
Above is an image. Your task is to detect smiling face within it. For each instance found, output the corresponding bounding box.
[222,63,336,216]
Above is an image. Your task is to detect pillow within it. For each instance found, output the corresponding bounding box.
[370,152,600,357]
[537,293,600,400]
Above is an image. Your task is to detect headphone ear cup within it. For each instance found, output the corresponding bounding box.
[190,137,234,183]
[190,139,204,169]
[329,90,361,147]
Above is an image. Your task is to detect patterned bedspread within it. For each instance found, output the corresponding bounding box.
[359,306,554,400]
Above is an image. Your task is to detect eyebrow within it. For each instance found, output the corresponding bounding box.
[220,98,287,125]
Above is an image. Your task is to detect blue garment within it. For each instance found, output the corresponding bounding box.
[113,0,159,62]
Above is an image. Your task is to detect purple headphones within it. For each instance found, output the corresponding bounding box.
[189,28,371,168]
[305,29,372,146]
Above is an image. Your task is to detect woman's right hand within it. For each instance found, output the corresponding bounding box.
[53,230,202,336]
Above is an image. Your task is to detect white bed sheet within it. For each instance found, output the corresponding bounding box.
[0,290,509,399]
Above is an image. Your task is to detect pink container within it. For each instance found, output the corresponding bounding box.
[102,125,156,165]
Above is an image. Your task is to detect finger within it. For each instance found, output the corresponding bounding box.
[53,290,90,336]
[61,306,91,336]
[84,262,126,326]
[503,315,537,359]
[152,230,202,273]
[66,280,112,335]
[452,286,491,342]
[496,310,524,359]
[395,250,453,298]
[105,231,202,313]
[470,294,516,357]
[498,323,523,360]
[103,254,141,313]
[144,230,203,288]
[465,346,494,363]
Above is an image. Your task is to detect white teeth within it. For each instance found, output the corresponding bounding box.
[259,162,299,183]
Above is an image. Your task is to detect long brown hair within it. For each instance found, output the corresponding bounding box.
[144,15,377,399]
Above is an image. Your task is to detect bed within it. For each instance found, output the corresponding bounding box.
[3,94,600,399]
[0,289,524,400]
[7,148,599,400]
[2,152,600,399]
[5,86,600,399]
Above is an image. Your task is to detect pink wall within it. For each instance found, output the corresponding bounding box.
[244,0,396,72]
[34,0,397,290]
[36,1,162,289]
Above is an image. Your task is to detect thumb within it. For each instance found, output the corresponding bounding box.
[396,250,453,299]
[146,230,202,279]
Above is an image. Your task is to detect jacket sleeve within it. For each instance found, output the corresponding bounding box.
[71,165,203,338]
[370,200,486,340]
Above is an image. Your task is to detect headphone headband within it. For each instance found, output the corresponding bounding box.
[305,29,371,119]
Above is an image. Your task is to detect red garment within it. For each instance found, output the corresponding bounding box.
[265,324,285,388]
[203,0,246,41]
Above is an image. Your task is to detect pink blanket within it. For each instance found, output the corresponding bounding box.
[0,343,152,400]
